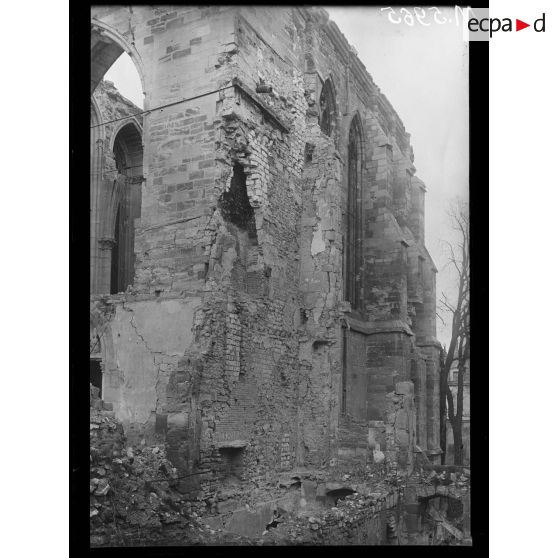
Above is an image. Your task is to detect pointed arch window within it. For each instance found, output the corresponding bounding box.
[345,115,364,309]
[109,121,143,294]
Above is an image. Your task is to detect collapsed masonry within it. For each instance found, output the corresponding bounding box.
[90,384,470,546]
[90,6,456,544]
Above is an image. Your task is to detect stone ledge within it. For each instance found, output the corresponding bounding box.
[343,316,414,336]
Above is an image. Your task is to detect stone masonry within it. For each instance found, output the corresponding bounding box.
[90,6,445,538]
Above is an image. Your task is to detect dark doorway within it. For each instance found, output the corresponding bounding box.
[325,487,355,506]
[90,359,103,398]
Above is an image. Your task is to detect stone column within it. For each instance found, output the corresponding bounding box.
[410,356,427,450]
[90,131,105,294]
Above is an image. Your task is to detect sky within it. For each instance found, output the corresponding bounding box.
[102,6,469,347]
[105,54,144,107]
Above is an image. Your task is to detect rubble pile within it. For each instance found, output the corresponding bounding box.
[260,468,470,546]
[263,485,400,545]
[90,387,252,546]
[89,384,471,546]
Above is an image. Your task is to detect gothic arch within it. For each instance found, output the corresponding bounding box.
[109,117,142,155]
[91,19,147,107]
[345,113,365,309]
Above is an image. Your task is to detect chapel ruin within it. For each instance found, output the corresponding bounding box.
[90,6,469,545]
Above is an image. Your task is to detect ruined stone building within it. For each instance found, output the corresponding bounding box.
[90,5,444,506]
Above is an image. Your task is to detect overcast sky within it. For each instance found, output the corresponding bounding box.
[103,6,468,347]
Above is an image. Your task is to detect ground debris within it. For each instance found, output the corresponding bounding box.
[89,403,216,546]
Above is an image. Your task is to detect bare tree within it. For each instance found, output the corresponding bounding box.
[438,200,469,465]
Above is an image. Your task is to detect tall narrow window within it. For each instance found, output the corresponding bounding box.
[319,79,336,137]
[345,115,363,309]
[109,121,143,294]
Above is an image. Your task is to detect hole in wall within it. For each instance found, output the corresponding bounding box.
[305,143,315,164]
[218,446,244,480]
[325,487,355,506]
[219,163,257,241]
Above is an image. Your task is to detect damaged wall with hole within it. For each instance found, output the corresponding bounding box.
[90,5,444,521]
